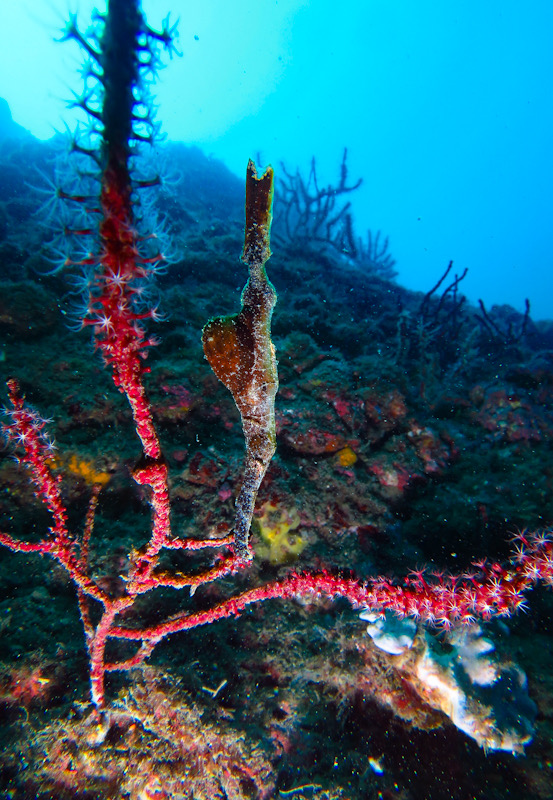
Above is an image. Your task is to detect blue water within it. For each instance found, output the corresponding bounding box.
[2,0,552,320]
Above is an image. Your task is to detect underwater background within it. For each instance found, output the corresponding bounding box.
[2,0,553,319]
[0,1,553,798]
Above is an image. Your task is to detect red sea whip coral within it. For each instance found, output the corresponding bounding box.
[1,0,553,717]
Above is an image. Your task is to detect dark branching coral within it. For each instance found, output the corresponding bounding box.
[273,148,396,279]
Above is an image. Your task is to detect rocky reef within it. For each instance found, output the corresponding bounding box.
[1,101,553,798]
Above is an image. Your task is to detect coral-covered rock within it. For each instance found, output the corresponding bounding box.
[361,613,536,754]
[474,387,553,442]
